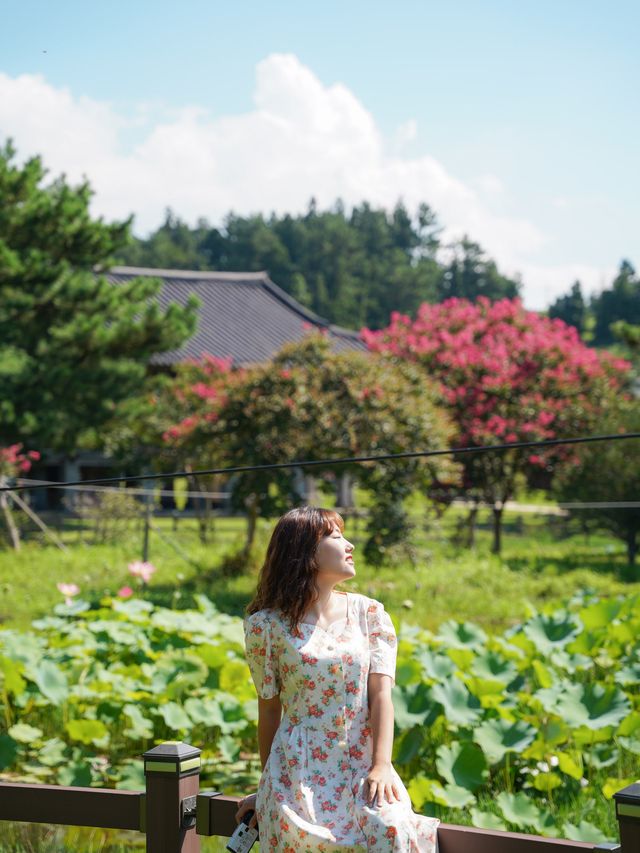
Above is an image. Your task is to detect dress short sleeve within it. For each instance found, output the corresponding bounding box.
[243,611,281,700]
[365,598,397,687]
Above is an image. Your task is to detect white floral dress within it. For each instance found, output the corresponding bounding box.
[243,591,439,852]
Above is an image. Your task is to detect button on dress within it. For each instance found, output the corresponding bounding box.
[243,591,439,851]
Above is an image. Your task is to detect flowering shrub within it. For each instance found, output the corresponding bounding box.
[0,444,40,478]
[361,297,632,551]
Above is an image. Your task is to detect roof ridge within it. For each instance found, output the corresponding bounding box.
[105,265,268,281]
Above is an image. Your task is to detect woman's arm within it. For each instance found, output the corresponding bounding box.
[368,672,394,767]
[257,694,282,770]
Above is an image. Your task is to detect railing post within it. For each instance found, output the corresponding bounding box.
[613,782,640,852]
[142,740,201,852]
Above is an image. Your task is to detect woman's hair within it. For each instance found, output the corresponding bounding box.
[245,505,345,634]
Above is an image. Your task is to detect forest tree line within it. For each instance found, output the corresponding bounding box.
[117,201,638,345]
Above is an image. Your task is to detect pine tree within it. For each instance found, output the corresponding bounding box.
[0,139,199,452]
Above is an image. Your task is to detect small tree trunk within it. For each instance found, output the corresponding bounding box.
[627,529,637,568]
[0,492,21,551]
[491,504,503,555]
[466,505,479,548]
[244,493,258,556]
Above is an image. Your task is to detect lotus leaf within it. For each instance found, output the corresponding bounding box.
[469,808,506,830]
[522,610,582,654]
[431,676,482,727]
[602,776,637,799]
[395,725,425,764]
[112,598,154,621]
[406,774,435,811]
[0,734,18,769]
[417,649,455,681]
[38,738,68,766]
[532,771,562,792]
[8,723,43,743]
[122,704,154,739]
[65,719,109,747]
[53,599,90,617]
[436,741,488,791]
[585,743,619,769]
[0,655,26,696]
[392,683,438,728]
[151,652,209,697]
[579,599,623,630]
[496,791,542,828]
[471,651,517,684]
[557,751,582,780]
[614,662,640,686]
[474,718,536,764]
[617,736,640,755]
[563,820,610,844]
[531,659,553,688]
[395,657,423,686]
[28,660,69,703]
[553,683,631,731]
[618,712,640,736]
[114,759,145,790]
[156,701,193,731]
[437,620,487,650]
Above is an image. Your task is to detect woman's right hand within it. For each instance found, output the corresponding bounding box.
[235,793,258,829]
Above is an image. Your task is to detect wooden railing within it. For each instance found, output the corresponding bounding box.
[0,741,635,852]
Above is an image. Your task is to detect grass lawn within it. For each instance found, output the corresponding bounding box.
[1,492,637,634]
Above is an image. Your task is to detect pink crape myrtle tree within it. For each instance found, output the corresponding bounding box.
[0,444,40,550]
[361,296,632,553]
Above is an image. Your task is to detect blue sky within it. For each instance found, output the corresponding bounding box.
[1,0,637,310]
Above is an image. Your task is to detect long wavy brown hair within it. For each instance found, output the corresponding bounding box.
[245,505,345,634]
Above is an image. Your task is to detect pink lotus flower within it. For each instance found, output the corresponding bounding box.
[127,560,157,584]
[57,582,80,606]
[117,586,134,599]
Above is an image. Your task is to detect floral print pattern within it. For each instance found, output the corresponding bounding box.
[243,592,439,851]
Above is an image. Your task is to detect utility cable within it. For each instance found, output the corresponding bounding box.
[2,431,639,494]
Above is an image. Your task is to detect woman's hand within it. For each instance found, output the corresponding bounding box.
[235,793,258,829]
[365,763,401,808]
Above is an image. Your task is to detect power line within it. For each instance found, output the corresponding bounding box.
[2,431,639,494]
[18,477,229,501]
[10,480,640,510]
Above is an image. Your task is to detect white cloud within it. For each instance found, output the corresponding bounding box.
[0,55,611,310]
[474,173,505,196]
[394,118,418,148]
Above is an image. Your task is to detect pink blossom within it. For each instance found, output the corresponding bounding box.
[127,560,157,584]
[117,586,134,598]
[57,582,80,606]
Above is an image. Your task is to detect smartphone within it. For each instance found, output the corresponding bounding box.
[226,808,259,852]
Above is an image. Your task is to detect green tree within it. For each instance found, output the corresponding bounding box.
[436,236,522,303]
[552,396,640,572]
[0,140,200,452]
[592,260,640,346]
[548,281,588,336]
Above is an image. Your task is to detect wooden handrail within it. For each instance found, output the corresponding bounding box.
[0,742,632,852]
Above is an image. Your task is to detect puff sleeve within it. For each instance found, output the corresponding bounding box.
[365,598,398,687]
[243,611,281,699]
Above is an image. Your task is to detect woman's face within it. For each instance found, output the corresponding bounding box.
[314,523,355,581]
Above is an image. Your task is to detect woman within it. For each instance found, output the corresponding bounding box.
[235,505,439,851]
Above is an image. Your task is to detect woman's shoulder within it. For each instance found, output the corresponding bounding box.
[348,591,380,614]
[351,592,389,618]
[243,607,278,628]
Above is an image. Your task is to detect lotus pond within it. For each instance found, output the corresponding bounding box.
[1,585,639,849]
